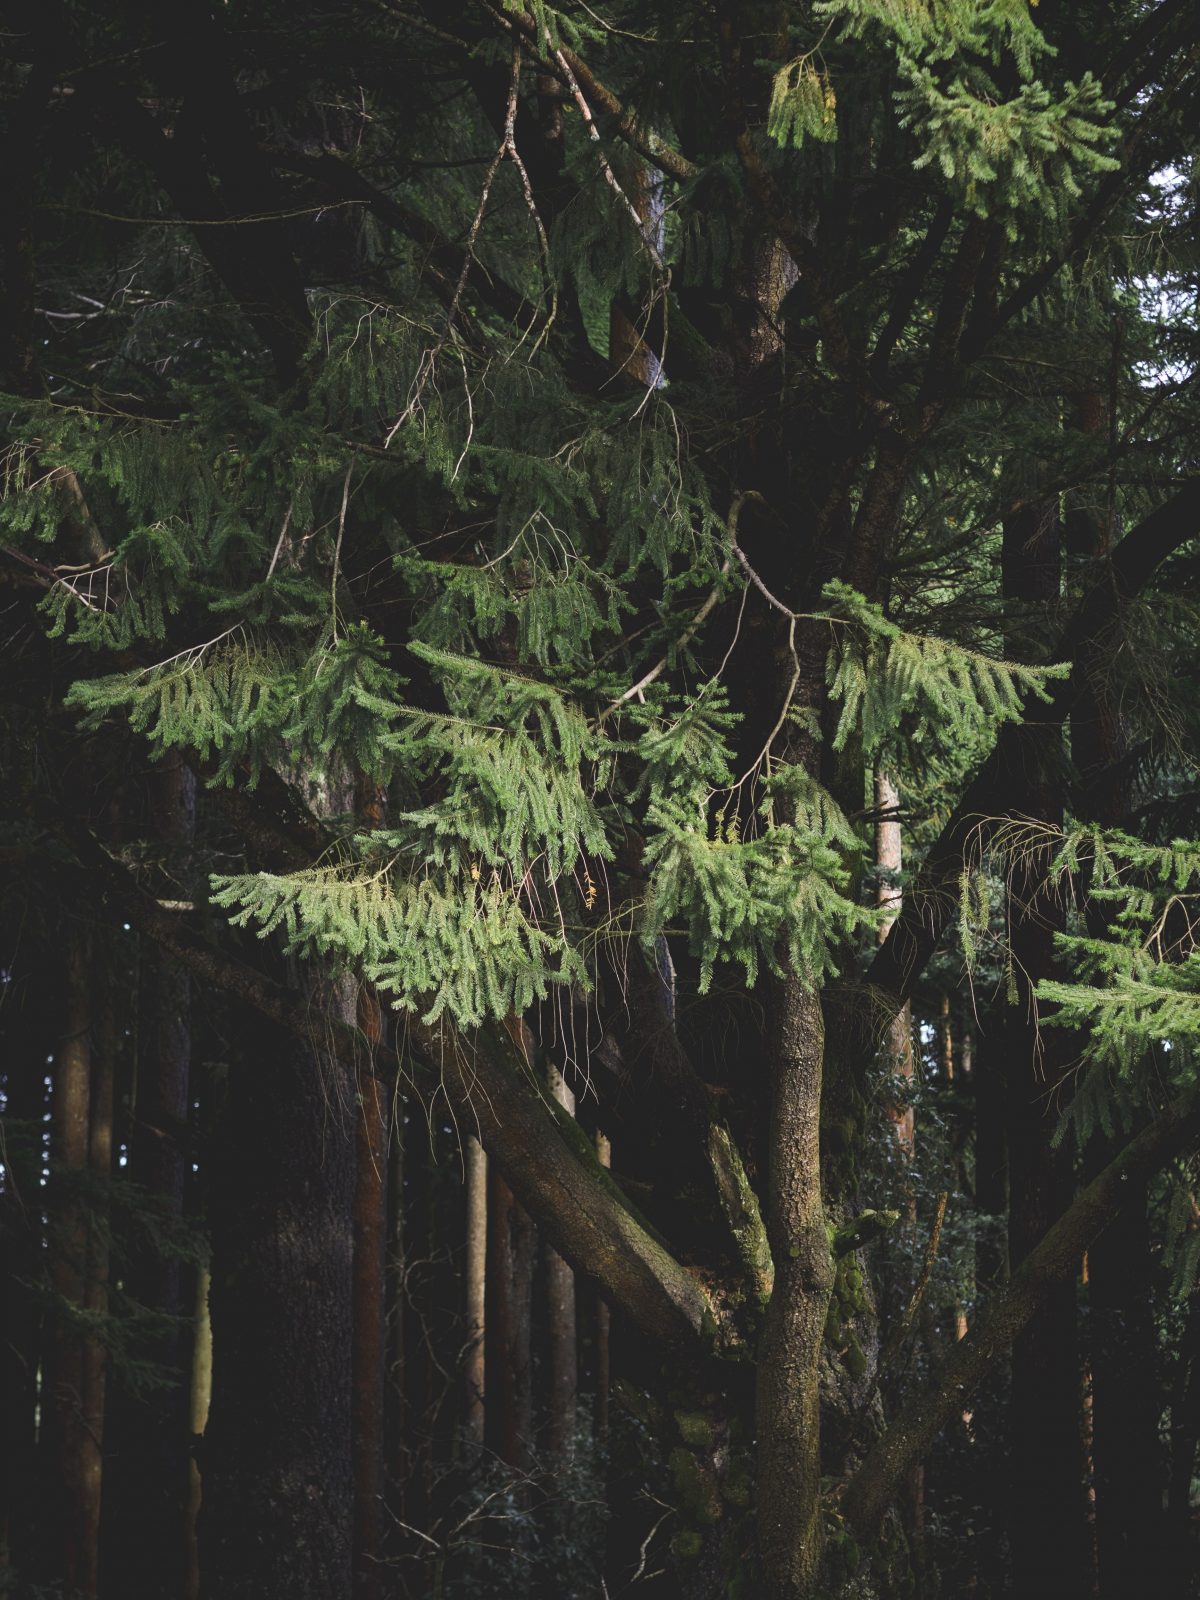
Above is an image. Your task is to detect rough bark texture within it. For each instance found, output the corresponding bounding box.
[756,977,834,1599]
[840,1090,1200,1538]
[199,995,355,1600]
[463,1134,488,1452]
[487,1169,536,1476]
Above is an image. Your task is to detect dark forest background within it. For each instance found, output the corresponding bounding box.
[2,2,1200,1597]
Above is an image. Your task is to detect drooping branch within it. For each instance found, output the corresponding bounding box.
[839,1089,1200,1538]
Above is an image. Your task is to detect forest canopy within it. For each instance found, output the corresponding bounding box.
[2,1,1200,1597]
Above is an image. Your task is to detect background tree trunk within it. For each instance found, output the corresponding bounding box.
[543,1066,578,1465]
[199,993,356,1600]
[352,990,389,1600]
[105,754,196,1598]
[80,960,116,1599]
[42,923,92,1596]
[487,1169,536,1480]
[463,1134,488,1453]
[1001,503,1091,1598]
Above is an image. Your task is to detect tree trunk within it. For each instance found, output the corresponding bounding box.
[593,1131,612,1447]
[875,772,914,1151]
[463,1134,488,1453]
[185,1265,213,1600]
[1001,502,1092,1598]
[1088,1185,1163,1596]
[105,753,195,1598]
[1066,382,1166,1596]
[199,991,355,1600]
[756,976,834,1599]
[383,1098,406,1543]
[0,923,47,1584]
[80,961,115,1599]
[353,991,389,1600]
[43,923,91,1596]
[487,1169,536,1479]
[543,1066,578,1464]
[1167,1287,1200,1584]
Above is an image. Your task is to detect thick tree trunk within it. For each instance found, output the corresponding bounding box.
[1088,1186,1163,1596]
[487,1169,536,1479]
[463,1135,488,1453]
[199,992,355,1600]
[756,976,834,1599]
[1065,392,1167,1595]
[1001,502,1091,1598]
[106,754,195,1598]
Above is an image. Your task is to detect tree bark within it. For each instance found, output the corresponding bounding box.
[80,961,115,1599]
[593,1131,612,1447]
[756,976,834,1599]
[543,1066,578,1464]
[1001,502,1091,1598]
[43,923,91,1597]
[199,992,355,1600]
[0,921,47,1582]
[487,1169,535,1478]
[106,754,195,1598]
[1088,1185,1163,1596]
[185,1265,213,1600]
[352,993,389,1600]
[463,1135,488,1453]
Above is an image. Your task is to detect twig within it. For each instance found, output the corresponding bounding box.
[551,44,663,269]
[330,462,354,638]
[384,42,556,445]
[599,559,730,722]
